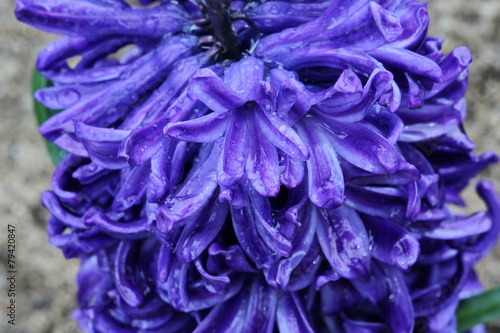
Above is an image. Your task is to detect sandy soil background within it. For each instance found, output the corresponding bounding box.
[1,1,499,332]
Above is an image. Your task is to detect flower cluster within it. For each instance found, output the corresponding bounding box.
[16,0,500,332]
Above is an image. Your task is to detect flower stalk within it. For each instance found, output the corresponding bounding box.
[203,0,241,60]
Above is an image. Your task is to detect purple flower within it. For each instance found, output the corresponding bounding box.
[16,0,500,332]
[164,56,310,197]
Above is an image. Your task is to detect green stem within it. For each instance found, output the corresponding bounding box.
[457,285,500,331]
[32,67,66,165]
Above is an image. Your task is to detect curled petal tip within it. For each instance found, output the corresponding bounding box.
[370,2,403,43]
[391,235,420,271]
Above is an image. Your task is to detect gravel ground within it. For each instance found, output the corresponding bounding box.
[1,1,499,332]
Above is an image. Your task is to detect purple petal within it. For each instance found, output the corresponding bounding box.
[242,277,278,333]
[41,191,87,229]
[231,203,276,269]
[315,267,341,290]
[193,286,247,333]
[51,154,89,207]
[315,205,371,279]
[404,73,425,108]
[246,1,330,33]
[321,280,362,314]
[160,258,189,310]
[83,208,149,239]
[255,106,309,161]
[346,184,407,221]
[260,43,383,77]
[158,242,174,283]
[362,215,420,270]
[123,88,205,165]
[439,152,499,193]
[274,188,306,240]
[112,163,150,211]
[279,152,305,189]
[388,0,429,49]
[360,106,404,146]
[165,111,229,143]
[176,197,229,262]
[208,243,258,273]
[35,83,110,110]
[343,319,390,333]
[39,35,197,141]
[36,35,107,70]
[76,255,109,306]
[369,46,443,82]
[405,180,421,221]
[135,52,212,125]
[427,46,472,99]
[269,69,311,124]
[54,133,89,157]
[256,1,402,55]
[248,187,293,257]
[276,293,314,333]
[162,259,244,312]
[320,2,403,49]
[297,118,345,209]
[311,69,367,121]
[123,116,170,166]
[188,68,246,113]
[351,160,419,186]
[425,211,491,240]
[413,255,471,318]
[218,185,246,208]
[417,239,458,265]
[15,1,189,38]
[194,258,230,294]
[266,203,315,289]
[463,180,500,259]
[436,128,476,153]
[148,140,186,202]
[218,111,248,187]
[379,79,402,112]
[285,238,322,291]
[74,121,130,169]
[76,38,140,70]
[246,118,280,197]
[398,107,462,142]
[72,162,111,185]
[399,143,441,206]
[41,62,133,85]
[349,261,388,304]
[380,263,415,332]
[224,57,265,100]
[320,118,401,174]
[114,241,143,307]
[156,144,218,231]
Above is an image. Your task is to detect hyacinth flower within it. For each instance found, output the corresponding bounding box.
[16,0,500,332]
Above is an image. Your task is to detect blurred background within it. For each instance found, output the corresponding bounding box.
[1,0,500,332]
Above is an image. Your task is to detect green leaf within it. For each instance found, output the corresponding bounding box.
[31,67,67,165]
[457,285,500,331]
